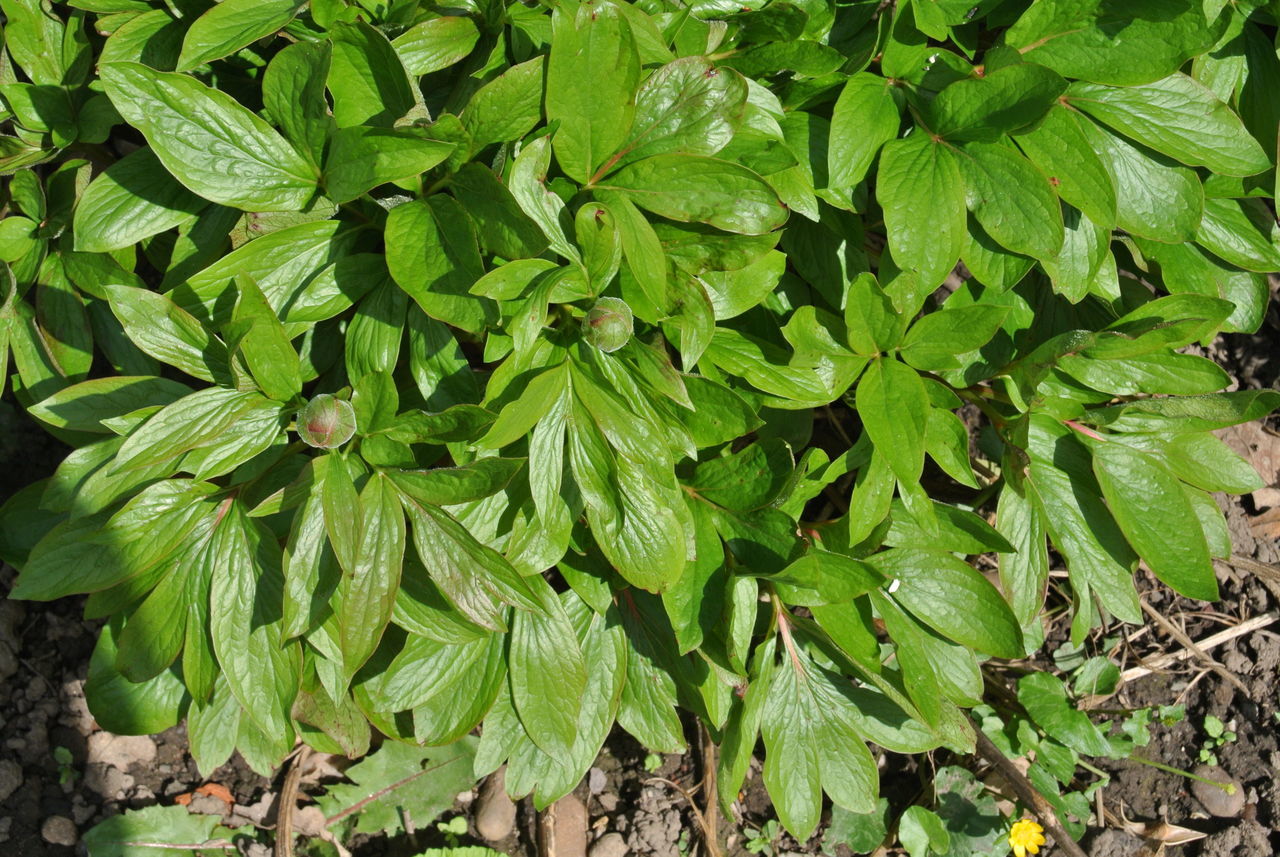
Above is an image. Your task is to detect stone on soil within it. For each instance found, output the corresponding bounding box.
[474,766,517,842]
[87,732,156,770]
[0,760,21,804]
[1191,765,1246,817]
[589,831,629,857]
[547,794,588,857]
[41,815,76,847]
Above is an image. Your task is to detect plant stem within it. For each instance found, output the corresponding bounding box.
[1127,754,1237,794]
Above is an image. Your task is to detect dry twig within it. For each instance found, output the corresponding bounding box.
[699,721,722,857]
[1125,604,1272,694]
[274,744,312,857]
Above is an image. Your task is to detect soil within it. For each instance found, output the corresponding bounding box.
[1,307,1278,857]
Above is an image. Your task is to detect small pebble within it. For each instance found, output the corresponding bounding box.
[0,760,22,804]
[41,815,77,847]
[1191,765,1246,817]
[589,831,629,857]
[474,767,517,842]
[88,732,157,770]
[294,806,328,837]
[188,793,228,816]
[546,794,588,857]
[588,767,607,794]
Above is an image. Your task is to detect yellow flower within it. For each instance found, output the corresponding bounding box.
[1009,818,1046,857]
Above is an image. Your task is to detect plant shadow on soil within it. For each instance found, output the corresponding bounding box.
[1,304,1279,856]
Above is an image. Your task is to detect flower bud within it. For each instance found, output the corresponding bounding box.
[297,394,356,449]
[582,297,633,353]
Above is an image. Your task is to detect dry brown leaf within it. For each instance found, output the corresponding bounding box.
[1122,819,1209,846]
[195,782,235,806]
[1250,506,1280,542]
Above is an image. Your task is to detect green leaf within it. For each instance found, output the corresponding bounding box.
[1025,415,1141,625]
[1067,73,1270,177]
[460,57,546,150]
[545,0,640,183]
[1017,671,1111,756]
[208,503,299,740]
[885,499,1015,555]
[230,276,301,401]
[898,806,950,857]
[597,154,788,236]
[844,273,902,356]
[1006,0,1220,86]
[691,438,791,513]
[385,196,491,333]
[602,192,668,311]
[772,550,884,607]
[327,20,416,128]
[27,375,191,433]
[176,0,304,71]
[1059,351,1229,397]
[1041,204,1109,302]
[85,619,189,736]
[900,305,1008,371]
[704,250,787,323]
[1012,104,1117,230]
[877,132,966,288]
[1081,390,1280,434]
[0,0,73,86]
[828,73,900,189]
[1134,239,1267,334]
[567,385,687,593]
[172,219,360,327]
[73,147,204,252]
[931,62,1066,142]
[106,284,228,383]
[324,126,452,204]
[100,62,317,211]
[392,15,480,75]
[450,163,550,260]
[262,39,334,167]
[825,800,891,855]
[509,590,587,757]
[1087,438,1217,601]
[856,357,928,484]
[0,216,39,263]
[493,594,625,807]
[336,473,405,677]
[314,739,479,836]
[617,597,686,753]
[1077,112,1203,244]
[954,141,1063,261]
[762,642,878,839]
[508,136,580,262]
[924,407,978,489]
[611,56,748,170]
[115,388,284,477]
[1195,196,1280,273]
[874,548,1023,658]
[996,475,1050,627]
[388,459,523,506]
[385,405,495,445]
[1159,432,1265,495]
[83,804,230,857]
[401,496,541,631]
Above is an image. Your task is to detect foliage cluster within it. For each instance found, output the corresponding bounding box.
[2,0,1279,845]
